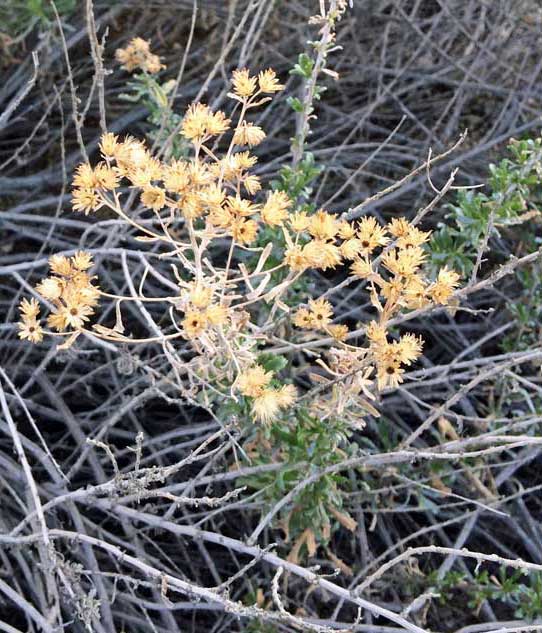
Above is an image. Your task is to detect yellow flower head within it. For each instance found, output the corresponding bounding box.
[232,68,257,98]
[403,276,428,309]
[72,251,93,271]
[350,257,373,279]
[303,240,342,270]
[381,247,426,277]
[36,277,63,301]
[114,137,151,174]
[163,160,191,193]
[236,365,272,398]
[327,323,349,341]
[308,209,339,241]
[226,195,259,218]
[184,283,212,309]
[429,267,460,304]
[387,217,412,238]
[59,301,94,330]
[258,69,285,93]
[289,211,311,233]
[233,122,266,147]
[338,221,356,240]
[18,319,43,344]
[182,310,208,339]
[141,186,166,211]
[99,132,119,158]
[231,218,258,244]
[72,188,101,215]
[94,163,120,190]
[209,205,233,229]
[252,384,296,423]
[49,255,73,277]
[276,384,296,407]
[205,304,229,326]
[340,238,363,260]
[366,320,387,344]
[73,164,97,189]
[293,308,313,329]
[396,226,431,249]
[230,151,258,172]
[115,38,164,74]
[181,103,230,141]
[308,297,334,328]
[395,333,423,365]
[284,245,310,271]
[181,191,204,220]
[377,361,404,390]
[261,191,291,227]
[243,174,262,196]
[252,389,282,423]
[19,297,40,320]
[357,217,389,253]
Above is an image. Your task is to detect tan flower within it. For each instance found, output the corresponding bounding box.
[182,310,208,339]
[293,308,313,329]
[141,186,166,210]
[327,323,349,341]
[261,191,291,226]
[18,319,43,343]
[236,365,272,398]
[308,209,339,241]
[205,304,229,326]
[49,255,73,277]
[19,297,41,319]
[258,69,284,93]
[231,218,258,244]
[99,132,119,158]
[36,277,63,301]
[72,188,101,215]
[233,122,266,147]
[232,68,257,98]
[72,251,93,271]
[289,212,311,233]
[303,240,342,270]
[308,297,334,328]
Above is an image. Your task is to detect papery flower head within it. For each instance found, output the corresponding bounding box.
[99,132,119,158]
[231,218,258,244]
[115,37,164,74]
[429,267,460,304]
[232,68,257,98]
[252,384,296,423]
[141,186,166,210]
[236,365,272,398]
[258,69,284,93]
[289,211,311,233]
[181,103,230,142]
[72,188,101,215]
[308,209,339,241]
[182,310,208,339]
[18,318,43,344]
[261,191,291,227]
[233,122,266,147]
[357,217,389,253]
[303,240,342,270]
[308,297,334,328]
[350,257,373,279]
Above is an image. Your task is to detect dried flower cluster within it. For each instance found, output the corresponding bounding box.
[19,65,461,427]
[293,216,459,406]
[115,37,164,74]
[19,253,100,349]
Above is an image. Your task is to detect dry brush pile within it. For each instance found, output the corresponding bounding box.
[1,1,542,632]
